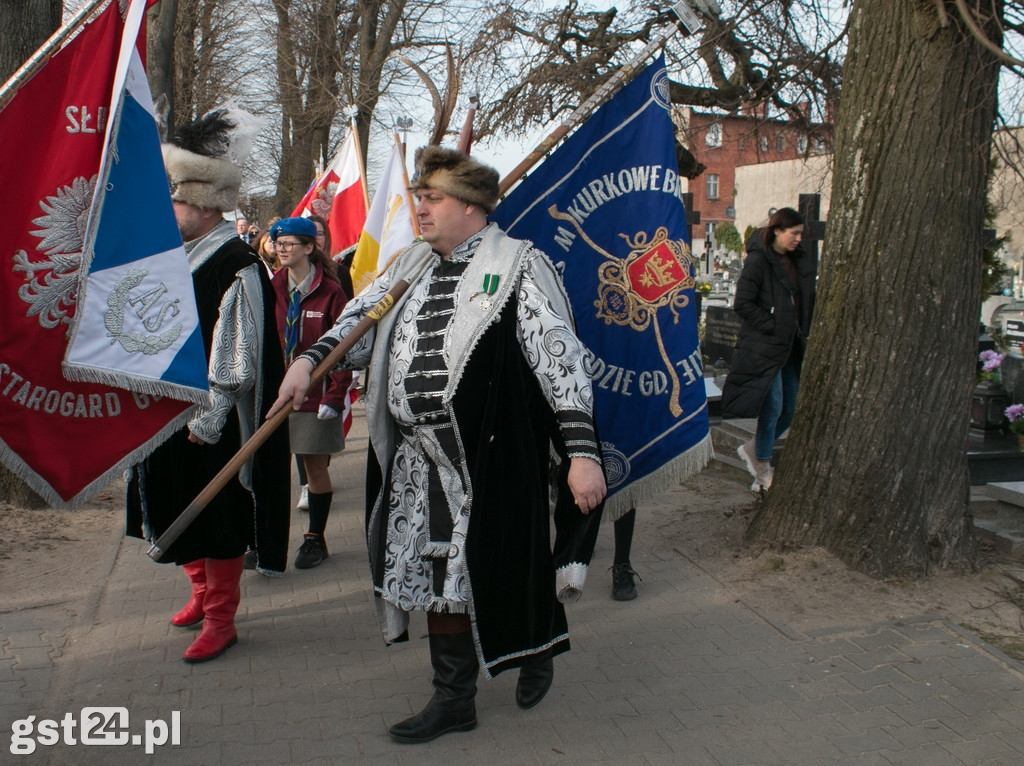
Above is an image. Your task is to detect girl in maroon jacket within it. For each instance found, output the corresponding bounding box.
[270,217,352,568]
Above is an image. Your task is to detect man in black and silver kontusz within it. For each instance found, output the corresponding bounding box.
[270,145,607,743]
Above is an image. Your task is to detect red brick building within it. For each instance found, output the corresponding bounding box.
[676,107,833,260]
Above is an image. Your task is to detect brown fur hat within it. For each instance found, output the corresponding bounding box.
[411,146,500,213]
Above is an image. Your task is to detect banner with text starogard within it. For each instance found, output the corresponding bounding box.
[492,56,712,518]
[0,0,193,507]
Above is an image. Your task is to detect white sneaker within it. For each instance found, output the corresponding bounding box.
[752,462,774,493]
[736,439,758,480]
[297,484,309,511]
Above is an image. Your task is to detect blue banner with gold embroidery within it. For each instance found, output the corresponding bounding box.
[492,57,711,516]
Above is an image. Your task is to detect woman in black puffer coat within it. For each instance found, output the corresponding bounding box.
[721,207,816,491]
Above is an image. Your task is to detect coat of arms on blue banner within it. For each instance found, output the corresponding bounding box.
[493,57,712,516]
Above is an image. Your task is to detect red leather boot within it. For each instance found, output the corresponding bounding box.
[171,560,207,627]
[183,556,243,663]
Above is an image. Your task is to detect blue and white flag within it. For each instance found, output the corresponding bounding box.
[492,56,711,517]
[63,0,208,404]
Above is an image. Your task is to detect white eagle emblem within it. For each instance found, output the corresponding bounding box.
[13,175,96,330]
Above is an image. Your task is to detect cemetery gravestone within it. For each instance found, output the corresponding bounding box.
[1005,318,1024,350]
[703,305,742,367]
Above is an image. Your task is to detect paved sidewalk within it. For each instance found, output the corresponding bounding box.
[5,406,1024,765]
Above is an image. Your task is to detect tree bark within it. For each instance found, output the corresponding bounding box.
[0,0,62,82]
[352,0,405,159]
[146,0,178,137]
[272,0,344,214]
[172,0,200,129]
[746,0,1002,577]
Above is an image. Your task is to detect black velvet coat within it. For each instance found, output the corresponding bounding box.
[720,230,816,419]
[127,238,291,572]
[364,262,603,679]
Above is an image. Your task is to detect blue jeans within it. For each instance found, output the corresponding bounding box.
[755,358,800,461]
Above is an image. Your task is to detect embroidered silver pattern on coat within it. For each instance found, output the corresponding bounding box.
[516,268,593,414]
[315,231,597,623]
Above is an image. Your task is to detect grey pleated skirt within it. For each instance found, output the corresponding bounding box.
[288,411,344,455]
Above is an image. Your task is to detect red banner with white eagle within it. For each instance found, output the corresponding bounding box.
[290,128,368,257]
[0,0,192,506]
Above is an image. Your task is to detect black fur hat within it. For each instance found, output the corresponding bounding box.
[411,146,500,213]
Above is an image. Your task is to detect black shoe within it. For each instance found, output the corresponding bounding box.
[515,651,554,709]
[294,533,328,569]
[388,696,477,743]
[389,630,478,743]
[611,562,641,601]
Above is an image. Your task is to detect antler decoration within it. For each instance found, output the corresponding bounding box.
[400,44,461,146]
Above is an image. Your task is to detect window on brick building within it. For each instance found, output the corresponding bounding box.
[707,174,719,200]
[776,135,784,153]
[797,136,808,154]
[759,135,768,153]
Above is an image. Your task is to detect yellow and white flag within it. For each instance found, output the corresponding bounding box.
[350,137,418,294]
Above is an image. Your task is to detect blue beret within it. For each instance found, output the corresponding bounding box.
[270,217,318,240]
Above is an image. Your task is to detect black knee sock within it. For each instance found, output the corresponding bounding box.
[613,508,636,565]
[306,491,333,537]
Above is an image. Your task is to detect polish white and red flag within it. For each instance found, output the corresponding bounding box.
[290,129,368,256]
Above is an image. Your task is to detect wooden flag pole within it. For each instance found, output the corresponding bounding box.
[394,132,422,237]
[350,114,371,211]
[497,1,702,197]
[0,0,110,112]
[147,278,413,562]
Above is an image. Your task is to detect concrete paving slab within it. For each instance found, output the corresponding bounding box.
[4,405,1024,765]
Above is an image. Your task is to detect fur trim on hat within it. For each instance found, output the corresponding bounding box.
[412,146,500,213]
[162,107,260,213]
[163,144,242,212]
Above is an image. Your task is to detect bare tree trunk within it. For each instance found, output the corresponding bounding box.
[352,0,405,160]
[0,0,62,82]
[146,0,178,136]
[746,0,1002,577]
[273,0,311,211]
[0,465,46,509]
[173,0,200,128]
[272,0,343,214]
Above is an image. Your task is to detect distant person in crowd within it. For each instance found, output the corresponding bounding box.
[255,230,280,275]
[287,215,354,510]
[235,216,250,242]
[722,206,816,492]
[269,216,351,568]
[127,108,290,663]
[268,146,606,744]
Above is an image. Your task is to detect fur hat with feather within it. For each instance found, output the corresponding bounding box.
[411,146,499,213]
[163,107,261,212]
